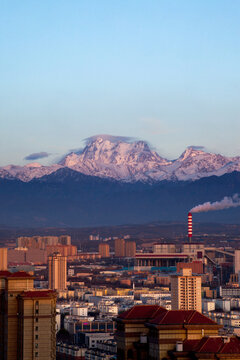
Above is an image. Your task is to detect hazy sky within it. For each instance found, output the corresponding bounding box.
[1,0,240,165]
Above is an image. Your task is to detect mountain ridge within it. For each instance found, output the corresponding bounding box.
[1,169,240,227]
[2,135,240,182]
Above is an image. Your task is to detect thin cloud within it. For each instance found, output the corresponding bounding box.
[24,152,51,161]
[188,145,205,150]
[84,134,136,145]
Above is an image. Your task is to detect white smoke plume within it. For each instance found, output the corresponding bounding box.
[190,194,240,213]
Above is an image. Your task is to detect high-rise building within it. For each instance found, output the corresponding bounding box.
[46,244,77,257]
[114,238,125,257]
[234,249,240,274]
[171,268,202,313]
[59,235,71,245]
[99,243,110,258]
[0,248,8,270]
[125,240,136,257]
[0,271,56,360]
[48,253,67,290]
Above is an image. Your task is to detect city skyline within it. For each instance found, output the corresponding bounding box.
[1,1,240,165]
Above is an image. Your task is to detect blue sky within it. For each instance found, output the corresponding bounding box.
[1,0,240,165]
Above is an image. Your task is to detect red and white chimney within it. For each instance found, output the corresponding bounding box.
[188,212,192,242]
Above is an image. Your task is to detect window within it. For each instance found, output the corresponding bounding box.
[36,318,38,323]
[35,326,38,331]
[35,335,38,340]
[35,344,38,349]
[35,309,39,314]
[35,352,38,357]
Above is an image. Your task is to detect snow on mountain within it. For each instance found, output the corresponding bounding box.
[167,147,240,181]
[1,135,240,182]
[60,137,170,181]
[1,164,61,182]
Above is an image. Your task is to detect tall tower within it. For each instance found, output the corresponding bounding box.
[0,271,56,360]
[188,212,192,243]
[0,248,8,270]
[48,253,67,290]
[114,238,125,257]
[171,268,202,313]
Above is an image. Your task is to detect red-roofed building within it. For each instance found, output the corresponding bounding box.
[20,289,56,298]
[169,336,240,359]
[115,305,221,360]
[115,305,167,359]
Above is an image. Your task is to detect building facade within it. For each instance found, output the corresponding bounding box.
[171,268,202,313]
[48,253,67,291]
[0,247,8,270]
[98,243,110,258]
[0,271,56,360]
[125,241,136,257]
[114,238,125,257]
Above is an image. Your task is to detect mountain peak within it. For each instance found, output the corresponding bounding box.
[179,146,206,160]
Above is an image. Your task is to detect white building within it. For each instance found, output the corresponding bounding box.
[203,300,215,312]
[85,333,114,349]
[70,305,88,317]
[216,299,231,312]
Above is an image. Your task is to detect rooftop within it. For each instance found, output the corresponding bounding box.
[7,271,33,278]
[0,271,12,277]
[20,290,56,298]
[182,336,240,354]
[118,305,167,320]
[148,310,217,326]
[117,306,218,326]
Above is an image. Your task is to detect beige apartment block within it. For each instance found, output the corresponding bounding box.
[114,238,125,257]
[99,243,110,258]
[171,268,202,313]
[0,271,56,360]
[0,247,8,270]
[125,240,136,257]
[48,253,67,291]
[18,291,56,360]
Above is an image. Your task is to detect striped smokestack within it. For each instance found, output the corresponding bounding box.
[188,212,192,242]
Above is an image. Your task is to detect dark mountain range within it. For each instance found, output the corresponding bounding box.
[1,168,240,227]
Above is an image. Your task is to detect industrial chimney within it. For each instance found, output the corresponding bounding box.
[188,212,192,243]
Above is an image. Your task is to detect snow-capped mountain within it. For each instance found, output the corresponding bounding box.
[59,136,171,181]
[1,135,240,182]
[1,163,61,182]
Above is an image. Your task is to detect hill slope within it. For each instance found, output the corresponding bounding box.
[1,168,240,227]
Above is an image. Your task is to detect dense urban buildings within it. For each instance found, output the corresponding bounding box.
[1,227,240,360]
[171,268,202,312]
[17,235,71,249]
[48,253,67,291]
